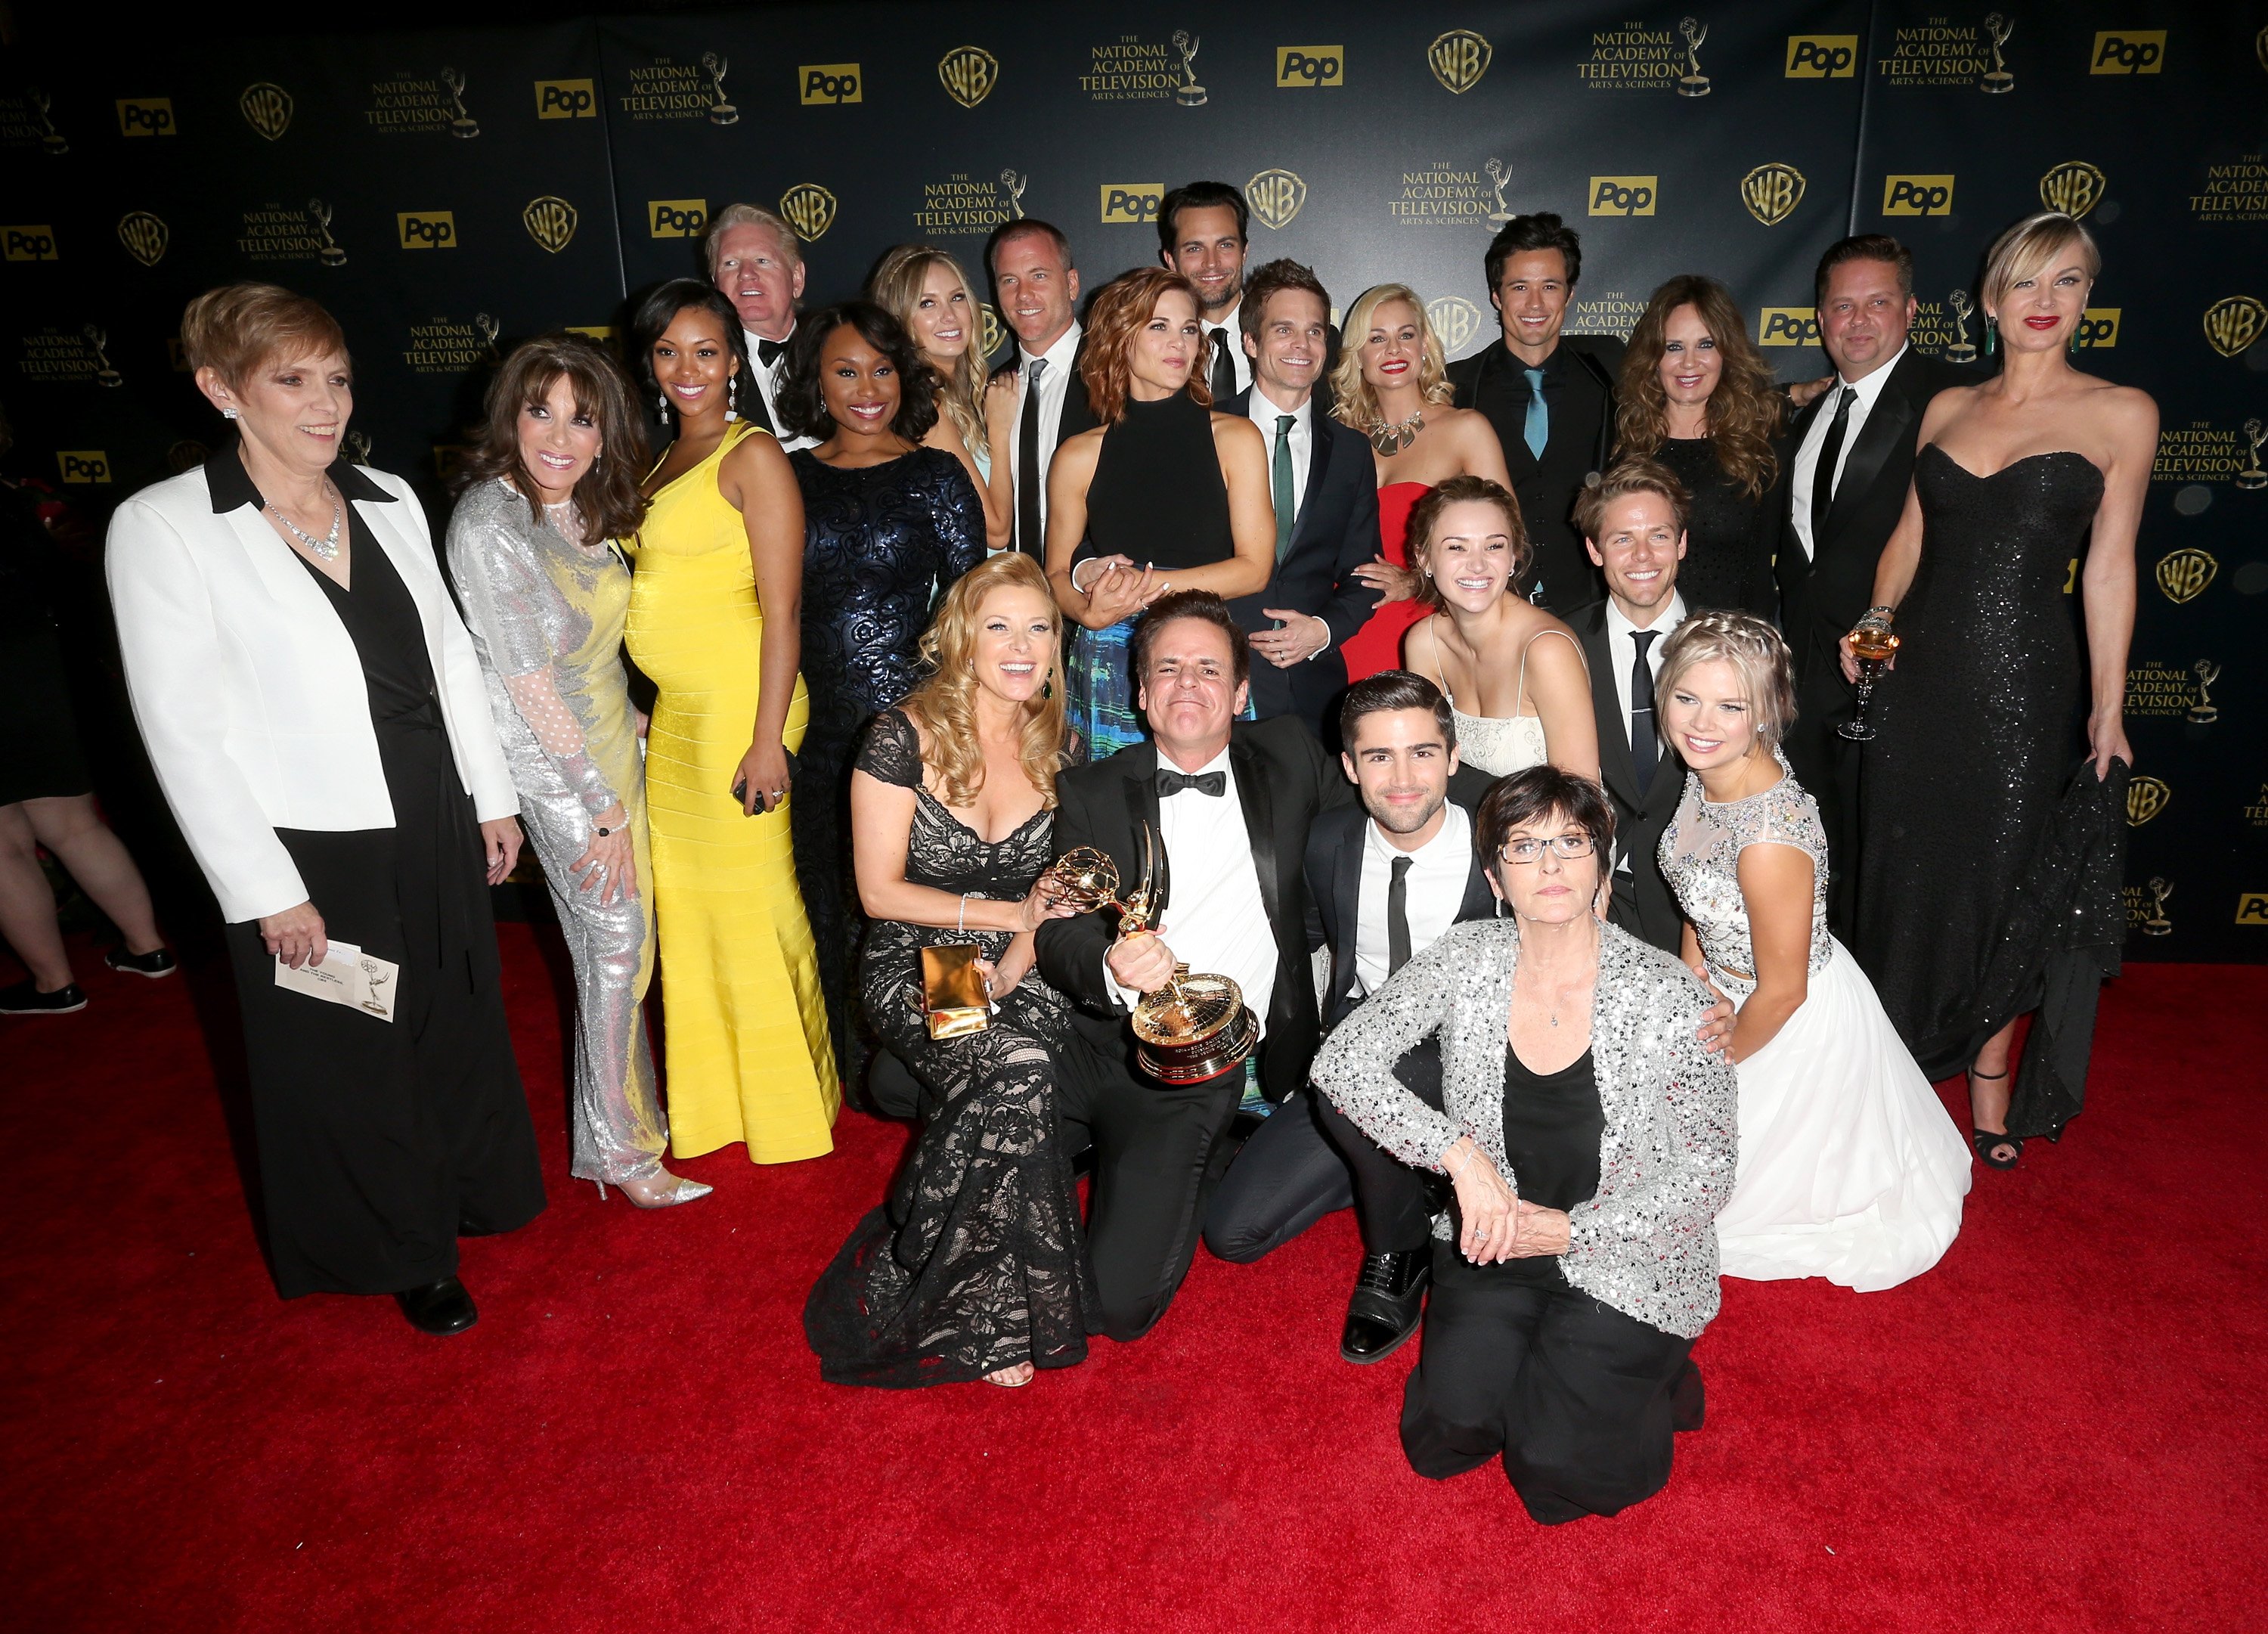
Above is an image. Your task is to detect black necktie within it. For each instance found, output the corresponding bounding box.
[1157,767,1227,798]
[1209,327,1236,402]
[1387,854,1414,975]
[1016,358,1048,561]
[1809,385,1854,552]
[755,336,786,367]
[1629,629,1659,795]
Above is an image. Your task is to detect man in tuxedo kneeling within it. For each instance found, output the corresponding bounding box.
[1035,591,1348,1341]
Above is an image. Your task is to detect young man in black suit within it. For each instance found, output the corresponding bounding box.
[1569,460,1693,954]
[1034,592,1349,1341]
[986,219,1101,563]
[1219,259,1383,741]
[1448,214,1625,614]
[1777,234,1972,929]
[1203,672,1498,1362]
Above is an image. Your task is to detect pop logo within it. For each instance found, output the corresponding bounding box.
[4,225,59,262]
[648,199,708,237]
[116,98,175,137]
[534,79,596,119]
[2074,308,2121,349]
[1277,47,1343,86]
[1758,308,1820,346]
[1100,184,1163,225]
[396,211,457,250]
[1588,176,1657,217]
[1882,175,1955,217]
[57,451,110,484]
[1785,35,1858,77]
[800,64,862,105]
[2091,31,2165,73]
[2237,892,2268,926]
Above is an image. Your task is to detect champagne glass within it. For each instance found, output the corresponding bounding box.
[1839,625,1901,742]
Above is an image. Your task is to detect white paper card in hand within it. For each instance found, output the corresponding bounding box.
[273,939,398,1022]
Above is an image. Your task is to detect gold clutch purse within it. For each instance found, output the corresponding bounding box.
[920,944,990,1039]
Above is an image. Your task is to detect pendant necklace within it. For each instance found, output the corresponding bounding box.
[1368,410,1424,457]
[268,485,343,561]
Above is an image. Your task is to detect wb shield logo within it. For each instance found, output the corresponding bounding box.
[649,199,708,237]
[1741,165,1805,227]
[1589,177,1656,217]
[1277,47,1343,87]
[2074,309,2121,349]
[240,82,293,141]
[1101,184,1162,225]
[2154,547,2217,604]
[1758,309,1820,347]
[2202,296,2266,358]
[57,451,110,485]
[2125,777,2172,826]
[116,98,175,137]
[938,46,999,108]
[4,226,58,262]
[522,197,578,253]
[1427,29,1491,94]
[1785,35,1857,77]
[397,212,457,250]
[1245,170,1306,231]
[1426,298,1486,357]
[2040,162,2107,220]
[2091,31,2165,73]
[1882,175,1954,217]
[801,64,862,105]
[534,79,596,119]
[779,184,837,242]
[117,211,169,266]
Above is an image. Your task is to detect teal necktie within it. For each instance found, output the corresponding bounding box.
[1523,367,1548,460]
[1272,413,1297,560]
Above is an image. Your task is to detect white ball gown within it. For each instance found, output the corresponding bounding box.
[1659,755,1970,1291]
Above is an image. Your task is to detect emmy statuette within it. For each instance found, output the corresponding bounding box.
[1981,14,2015,93]
[2186,660,2220,724]
[2235,420,2267,491]
[1171,32,1207,107]
[703,53,739,126]
[1677,18,1711,96]
[1946,291,1978,364]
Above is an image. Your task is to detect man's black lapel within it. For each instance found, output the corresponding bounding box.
[1229,734,1281,936]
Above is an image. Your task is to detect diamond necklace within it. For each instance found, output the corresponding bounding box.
[268,485,344,561]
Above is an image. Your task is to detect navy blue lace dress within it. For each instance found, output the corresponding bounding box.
[789,446,986,1079]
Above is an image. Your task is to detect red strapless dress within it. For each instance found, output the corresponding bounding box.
[1337,482,1433,682]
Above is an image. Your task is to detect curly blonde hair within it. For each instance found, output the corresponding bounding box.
[1615,275,1784,499]
[1328,284,1455,433]
[900,553,1071,809]
[869,243,991,462]
[1655,610,1799,749]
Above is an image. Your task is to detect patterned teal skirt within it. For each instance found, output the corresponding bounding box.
[1069,619,1144,761]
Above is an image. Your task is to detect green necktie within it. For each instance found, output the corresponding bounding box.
[1272,413,1296,560]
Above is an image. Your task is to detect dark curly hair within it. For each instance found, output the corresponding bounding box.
[627,278,751,411]
[458,333,649,545]
[776,300,939,445]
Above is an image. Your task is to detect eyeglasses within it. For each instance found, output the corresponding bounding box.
[1498,834,1596,865]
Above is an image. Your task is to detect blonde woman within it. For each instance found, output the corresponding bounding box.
[869,243,1014,549]
[1328,284,1512,681]
[1656,612,1968,1291]
[805,553,1095,1390]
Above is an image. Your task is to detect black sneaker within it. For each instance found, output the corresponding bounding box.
[104,947,178,978]
[0,980,88,1015]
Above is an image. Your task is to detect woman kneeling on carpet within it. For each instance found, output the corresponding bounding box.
[1312,766,1736,1523]
[804,553,1098,1388]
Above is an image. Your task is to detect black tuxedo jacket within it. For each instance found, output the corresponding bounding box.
[1035,716,1352,1102]
[993,334,1102,560]
[1448,334,1626,614]
[1775,348,1973,684]
[1219,389,1383,738]
[1569,598,1686,953]
[1306,763,1498,1029]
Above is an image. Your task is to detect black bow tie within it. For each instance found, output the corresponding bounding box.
[1157,767,1227,798]
[755,337,786,367]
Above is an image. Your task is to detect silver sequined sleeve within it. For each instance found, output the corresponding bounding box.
[1309,932,1468,1173]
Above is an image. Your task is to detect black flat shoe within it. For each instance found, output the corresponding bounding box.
[105,947,178,978]
[1340,1248,1429,1364]
[0,979,87,1015]
[393,1276,478,1335]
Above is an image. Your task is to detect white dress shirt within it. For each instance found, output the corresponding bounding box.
[1787,341,1907,561]
[1202,301,1253,398]
[1007,322,1083,544]
[1108,746,1277,1038]
[1352,802,1472,998]
[1604,591,1685,874]
[1246,383,1313,530]
[741,321,817,452]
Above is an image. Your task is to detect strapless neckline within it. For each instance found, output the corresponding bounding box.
[1921,445,2097,485]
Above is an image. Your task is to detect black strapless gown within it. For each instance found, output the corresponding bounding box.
[1855,447,2111,1082]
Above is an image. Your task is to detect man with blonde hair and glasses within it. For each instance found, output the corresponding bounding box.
[706,204,813,449]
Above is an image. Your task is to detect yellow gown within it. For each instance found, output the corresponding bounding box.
[626,422,838,1162]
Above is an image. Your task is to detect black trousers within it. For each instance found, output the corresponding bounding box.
[1402,1245,1698,1524]
[1055,1027,1242,1341]
[1203,1040,1445,1262]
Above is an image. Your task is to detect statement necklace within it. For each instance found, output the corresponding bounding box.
[268,485,343,561]
[1367,410,1424,457]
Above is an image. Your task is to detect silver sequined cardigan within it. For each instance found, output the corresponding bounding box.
[1309,916,1738,1339]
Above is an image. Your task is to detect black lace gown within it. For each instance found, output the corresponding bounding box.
[1652,436,1782,619]
[1855,448,2122,1096]
[789,447,986,1081]
[804,709,1099,1386]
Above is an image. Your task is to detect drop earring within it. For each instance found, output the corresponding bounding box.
[657,390,669,415]
[1984,317,1998,359]
[1043,667,1055,701]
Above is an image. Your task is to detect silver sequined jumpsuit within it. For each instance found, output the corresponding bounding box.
[447,479,668,1183]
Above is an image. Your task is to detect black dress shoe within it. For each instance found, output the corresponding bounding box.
[393,1276,478,1335]
[1340,1248,1430,1364]
[0,979,87,1015]
[1671,1356,1706,1432]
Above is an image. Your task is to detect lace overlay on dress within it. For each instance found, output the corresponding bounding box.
[1658,752,1832,999]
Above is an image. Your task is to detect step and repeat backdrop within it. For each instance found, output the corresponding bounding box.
[3,1,2263,958]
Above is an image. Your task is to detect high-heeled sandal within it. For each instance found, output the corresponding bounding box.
[593,1171,714,1208]
[1966,1067,2022,1170]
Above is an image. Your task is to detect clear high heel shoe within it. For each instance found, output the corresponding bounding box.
[593,1170,714,1208]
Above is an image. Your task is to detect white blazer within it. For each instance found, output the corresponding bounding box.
[106,456,517,924]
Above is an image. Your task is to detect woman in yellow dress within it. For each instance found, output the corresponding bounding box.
[624,279,836,1164]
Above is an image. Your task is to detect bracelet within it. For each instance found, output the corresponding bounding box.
[593,823,615,837]
[957,894,968,934]
[1858,603,1896,628]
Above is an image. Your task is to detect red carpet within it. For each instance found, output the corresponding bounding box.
[5,926,2263,1632]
